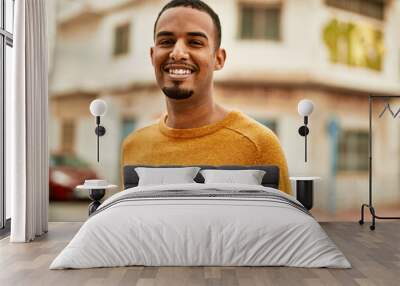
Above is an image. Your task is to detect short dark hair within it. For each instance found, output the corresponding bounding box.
[153,0,222,49]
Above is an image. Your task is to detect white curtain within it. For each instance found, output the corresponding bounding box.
[8,0,49,242]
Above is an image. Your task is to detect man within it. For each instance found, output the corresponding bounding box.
[122,0,292,194]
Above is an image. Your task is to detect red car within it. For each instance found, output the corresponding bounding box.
[49,154,98,201]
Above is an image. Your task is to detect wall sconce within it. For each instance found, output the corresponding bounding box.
[89,99,107,162]
[297,99,314,162]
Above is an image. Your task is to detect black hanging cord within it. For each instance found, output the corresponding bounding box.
[94,116,106,163]
[298,116,309,162]
[305,116,308,162]
[96,116,100,162]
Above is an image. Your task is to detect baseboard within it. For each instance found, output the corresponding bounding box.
[0,218,11,239]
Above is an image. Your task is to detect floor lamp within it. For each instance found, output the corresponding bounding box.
[359,95,400,230]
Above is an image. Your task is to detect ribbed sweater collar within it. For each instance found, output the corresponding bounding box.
[159,110,240,138]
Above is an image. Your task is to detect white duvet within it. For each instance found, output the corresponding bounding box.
[50,183,351,269]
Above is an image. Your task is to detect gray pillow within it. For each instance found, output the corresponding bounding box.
[200,169,266,185]
[135,167,201,186]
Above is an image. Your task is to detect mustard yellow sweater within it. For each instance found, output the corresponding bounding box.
[121,110,292,194]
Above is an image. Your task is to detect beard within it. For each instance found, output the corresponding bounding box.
[162,86,194,100]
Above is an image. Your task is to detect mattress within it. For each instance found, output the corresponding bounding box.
[50,183,351,269]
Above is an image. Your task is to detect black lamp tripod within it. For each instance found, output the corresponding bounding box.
[359,95,400,230]
[95,116,106,162]
[298,116,310,162]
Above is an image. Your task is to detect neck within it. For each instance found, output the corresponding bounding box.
[165,94,229,129]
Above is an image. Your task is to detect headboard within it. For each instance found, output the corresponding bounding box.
[123,165,280,189]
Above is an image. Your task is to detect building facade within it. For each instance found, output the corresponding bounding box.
[48,0,400,213]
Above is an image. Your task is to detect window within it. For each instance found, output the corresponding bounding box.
[121,118,136,142]
[61,120,75,154]
[119,118,136,185]
[325,0,385,20]
[254,118,278,135]
[1,0,14,231]
[337,130,369,172]
[239,4,281,41]
[113,23,130,56]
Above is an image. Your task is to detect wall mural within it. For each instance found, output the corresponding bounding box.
[323,18,384,71]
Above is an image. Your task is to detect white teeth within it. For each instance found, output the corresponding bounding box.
[168,69,192,75]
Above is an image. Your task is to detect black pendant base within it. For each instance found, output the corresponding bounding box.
[296,180,313,210]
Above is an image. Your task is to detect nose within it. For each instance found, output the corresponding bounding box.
[169,39,188,61]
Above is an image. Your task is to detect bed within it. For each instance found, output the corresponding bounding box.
[50,165,350,269]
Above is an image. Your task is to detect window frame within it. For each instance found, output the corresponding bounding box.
[325,0,385,21]
[238,2,282,42]
[1,0,14,231]
[121,118,136,142]
[113,22,131,57]
[337,129,369,173]
[253,117,278,136]
[61,119,76,154]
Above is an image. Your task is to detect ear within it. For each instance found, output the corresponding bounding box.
[214,48,226,71]
[150,47,155,66]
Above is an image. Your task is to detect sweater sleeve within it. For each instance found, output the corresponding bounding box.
[257,132,292,195]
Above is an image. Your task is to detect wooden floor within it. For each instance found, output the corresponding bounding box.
[0,222,399,286]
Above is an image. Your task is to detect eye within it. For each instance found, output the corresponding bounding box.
[189,40,203,47]
[158,39,174,46]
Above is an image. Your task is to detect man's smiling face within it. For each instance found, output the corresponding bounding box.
[151,7,225,100]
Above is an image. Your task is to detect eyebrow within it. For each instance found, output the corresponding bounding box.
[156,31,209,40]
[156,31,174,38]
[187,32,208,40]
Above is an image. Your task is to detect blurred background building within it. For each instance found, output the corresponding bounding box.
[46,0,400,220]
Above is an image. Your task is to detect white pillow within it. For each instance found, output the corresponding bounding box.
[135,167,200,186]
[200,169,266,185]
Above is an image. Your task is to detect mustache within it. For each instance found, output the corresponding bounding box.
[162,61,198,71]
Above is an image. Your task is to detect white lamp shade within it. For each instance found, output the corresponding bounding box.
[90,99,107,117]
[298,99,314,116]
